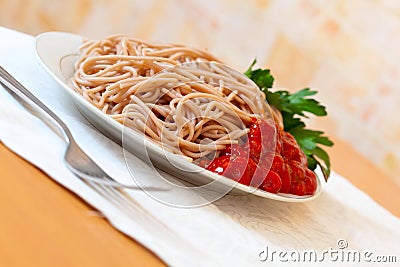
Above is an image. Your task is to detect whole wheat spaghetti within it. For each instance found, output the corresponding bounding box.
[70,35,273,161]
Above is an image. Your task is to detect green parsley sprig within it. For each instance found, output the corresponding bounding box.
[245,59,334,181]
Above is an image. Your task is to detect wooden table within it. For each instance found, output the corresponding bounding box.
[0,137,399,267]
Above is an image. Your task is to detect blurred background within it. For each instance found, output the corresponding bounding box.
[1,0,399,187]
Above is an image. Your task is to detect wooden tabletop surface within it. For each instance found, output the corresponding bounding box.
[0,136,399,267]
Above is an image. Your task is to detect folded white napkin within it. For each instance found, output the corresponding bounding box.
[1,27,399,266]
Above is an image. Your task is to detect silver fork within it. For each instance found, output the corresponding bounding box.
[0,66,165,191]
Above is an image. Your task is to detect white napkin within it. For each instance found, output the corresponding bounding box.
[1,27,399,267]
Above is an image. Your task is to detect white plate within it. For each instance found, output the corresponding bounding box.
[35,31,321,202]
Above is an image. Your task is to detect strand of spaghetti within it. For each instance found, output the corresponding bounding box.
[80,55,179,66]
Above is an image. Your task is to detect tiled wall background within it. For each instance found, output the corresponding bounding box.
[1,0,399,183]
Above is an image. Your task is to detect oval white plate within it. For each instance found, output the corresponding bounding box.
[35,31,321,202]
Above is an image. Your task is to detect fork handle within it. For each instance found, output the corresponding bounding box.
[0,66,72,143]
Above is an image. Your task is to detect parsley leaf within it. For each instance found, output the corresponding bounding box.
[266,89,327,117]
[245,59,274,90]
[245,59,334,181]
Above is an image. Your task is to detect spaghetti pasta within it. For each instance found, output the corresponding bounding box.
[69,35,273,161]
